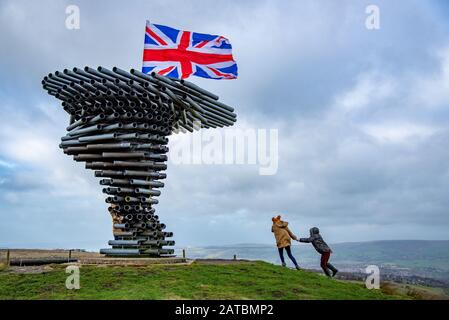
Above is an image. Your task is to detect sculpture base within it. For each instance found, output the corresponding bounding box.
[80,256,188,266]
[99,247,175,257]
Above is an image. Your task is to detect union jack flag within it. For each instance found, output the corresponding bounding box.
[142,21,238,80]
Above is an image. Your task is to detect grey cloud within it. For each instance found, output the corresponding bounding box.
[0,0,448,248]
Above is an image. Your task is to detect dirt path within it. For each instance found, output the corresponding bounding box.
[0,249,101,260]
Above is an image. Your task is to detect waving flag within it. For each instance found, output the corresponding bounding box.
[142,21,238,80]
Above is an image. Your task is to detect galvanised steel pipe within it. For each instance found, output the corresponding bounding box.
[99,178,130,186]
[135,188,161,196]
[129,179,164,187]
[108,240,142,246]
[124,214,134,221]
[78,133,118,142]
[86,142,132,150]
[113,223,130,229]
[142,240,161,246]
[66,117,87,131]
[99,249,141,255]
[112,161,167,170]
[113,231,137,237]
[134,222,147,229]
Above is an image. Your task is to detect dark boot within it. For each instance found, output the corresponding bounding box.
[322,267,332,277]
[327,263,338,277]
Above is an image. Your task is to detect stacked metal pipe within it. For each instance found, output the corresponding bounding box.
[41,66,237,257]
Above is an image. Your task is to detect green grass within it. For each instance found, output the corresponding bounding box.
[0,261,409,300]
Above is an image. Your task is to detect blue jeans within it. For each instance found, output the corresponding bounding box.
[278,245,298,267]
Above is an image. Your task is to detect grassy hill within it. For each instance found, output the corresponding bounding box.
[0,260,424,300]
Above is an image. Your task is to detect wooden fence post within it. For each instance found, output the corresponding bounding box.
[68,250,72,262]
[6,249,10,266]
[182,249,186,259]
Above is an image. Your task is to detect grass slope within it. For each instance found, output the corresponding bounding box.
[0,261,408,300]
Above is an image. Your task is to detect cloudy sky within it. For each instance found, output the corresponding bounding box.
[0,0,448,249]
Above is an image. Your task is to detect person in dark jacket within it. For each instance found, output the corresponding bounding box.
[299,227,338,277]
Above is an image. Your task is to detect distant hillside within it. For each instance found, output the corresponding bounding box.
[180,240,449,281]
[332,240,449,269]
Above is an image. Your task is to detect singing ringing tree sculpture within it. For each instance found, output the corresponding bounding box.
[41,66,237,257]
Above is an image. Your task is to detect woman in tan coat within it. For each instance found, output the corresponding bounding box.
[271,215,300,269]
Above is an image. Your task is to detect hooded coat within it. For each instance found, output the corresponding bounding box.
[299,227,331,254]
[271,221,297,248]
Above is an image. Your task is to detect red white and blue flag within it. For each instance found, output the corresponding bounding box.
[142,21,238,80]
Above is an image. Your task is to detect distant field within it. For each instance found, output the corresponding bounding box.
[0,260,414,300]
[0,249,101,260]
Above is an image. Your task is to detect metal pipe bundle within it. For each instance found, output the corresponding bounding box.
[41,66,237,257]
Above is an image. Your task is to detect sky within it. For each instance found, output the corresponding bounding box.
[0,0,448,249]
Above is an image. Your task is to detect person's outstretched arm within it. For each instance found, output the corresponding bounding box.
[299,235,314,243]
[286,227,298,240]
